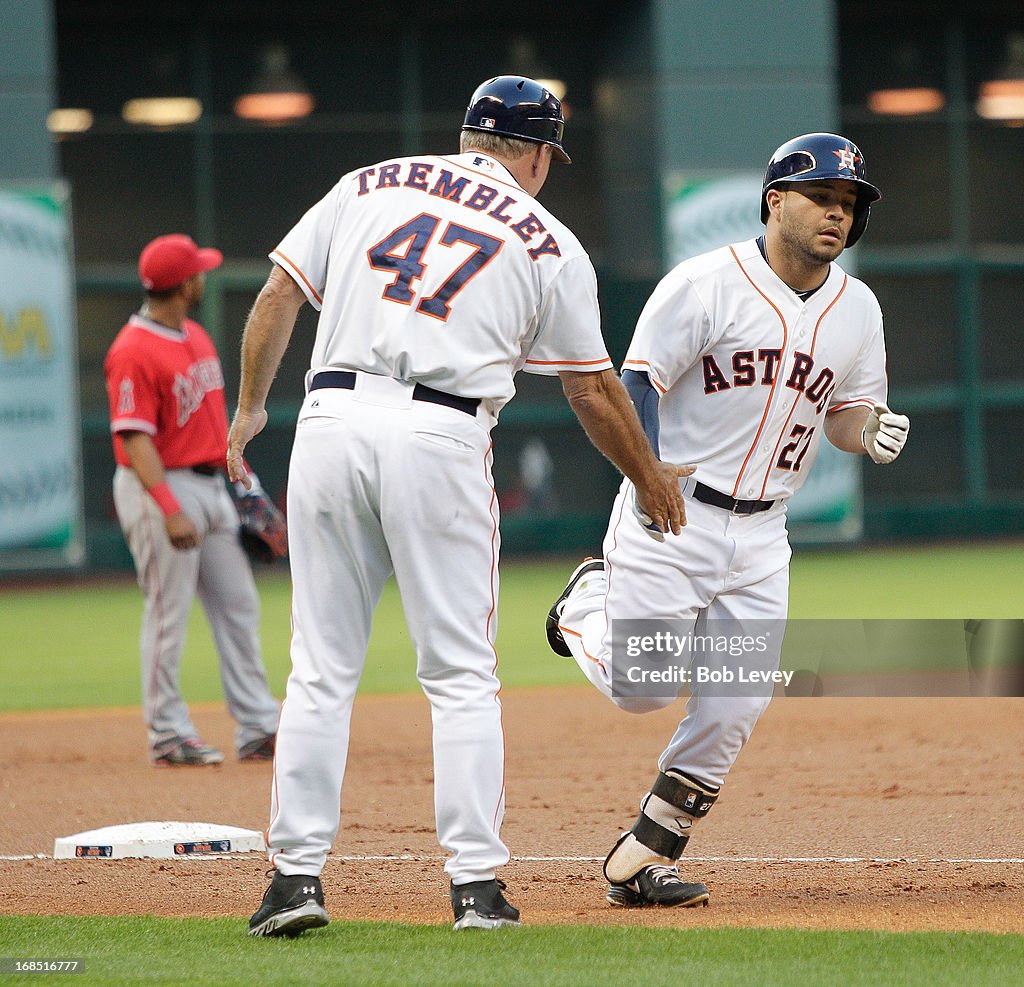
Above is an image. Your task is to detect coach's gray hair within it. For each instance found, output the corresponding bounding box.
[460,130,538,160]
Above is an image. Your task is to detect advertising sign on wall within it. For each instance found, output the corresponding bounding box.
[0,184,85,568]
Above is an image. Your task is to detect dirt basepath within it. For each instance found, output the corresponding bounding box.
[1,688,1021,932]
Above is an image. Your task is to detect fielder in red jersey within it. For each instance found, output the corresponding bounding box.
[104,234,280,767]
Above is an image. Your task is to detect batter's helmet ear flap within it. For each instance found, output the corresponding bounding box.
[760,132,881,247]
[463,75,571,164]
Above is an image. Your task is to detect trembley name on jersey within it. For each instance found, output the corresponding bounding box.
[354,158,562,262]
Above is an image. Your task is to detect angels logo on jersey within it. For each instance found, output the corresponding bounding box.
[173,356,224,426]
[117,377,135,415]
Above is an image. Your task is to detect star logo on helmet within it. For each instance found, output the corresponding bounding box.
[833,146,857,172]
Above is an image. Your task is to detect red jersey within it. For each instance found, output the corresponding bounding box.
[104,314,229,469]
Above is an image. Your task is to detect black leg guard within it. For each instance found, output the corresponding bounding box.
[603,770,720,905]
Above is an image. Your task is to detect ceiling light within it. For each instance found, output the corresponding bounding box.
[977,32,1024,121]
[47,108,94,135]
[977,79,1024,120]
[122,97,203,127]
[868,88,945,115]
[865,41,944,117]
[234,44,314,124]
[536,77,567,102]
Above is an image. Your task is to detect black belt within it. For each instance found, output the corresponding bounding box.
[692,481,776,515]
[309,370,480,417]
[190,463,222,476]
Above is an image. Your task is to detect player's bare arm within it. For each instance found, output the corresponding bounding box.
[824,405,872,454]
[227,265,306,486]
[120,430,200,550]
[559,368,695,535]
[825,403,910,463]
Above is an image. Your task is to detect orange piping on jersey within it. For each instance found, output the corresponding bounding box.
[554,625,608,671]
[524,357,612,366]
[729,245,788,498]
[580,636,608,672]
[827,397,876,414]
[271,249,323,305]
[264,578,299,857]
[810,275,847,350]
[622,359,668,393]
[596,485,634,676]
[265,698,285,868]
[758,274,847,498]
[482,439,507,831]
[762,400,802,499]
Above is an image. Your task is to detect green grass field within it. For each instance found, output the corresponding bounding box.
[2,540,1023,712]
[2,540,1022,985]
[2,917,1023,987]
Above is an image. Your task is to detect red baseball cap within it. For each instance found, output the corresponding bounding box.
[138,234,223,292]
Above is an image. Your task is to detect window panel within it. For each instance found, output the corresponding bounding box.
[864,274,958,385]
[840,123,951,245]
[862,410,964,499]
[979,273,1024,381]
[61,134,197,264]
[968,123,1024,244]
[984,409,1024,493]
[75,292,142,412]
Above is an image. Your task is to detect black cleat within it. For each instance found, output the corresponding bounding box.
[151,737,224,767]
[606,865,709,908]
[545,558,605,657]
[451,879,521,930]
[238,734,276,762]
[248,872,329,937]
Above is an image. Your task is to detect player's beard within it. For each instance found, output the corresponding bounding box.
[183,278,205,309]
[776,213,846,270]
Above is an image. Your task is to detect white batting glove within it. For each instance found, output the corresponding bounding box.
[632,492,665,542]
[862,402,910,464]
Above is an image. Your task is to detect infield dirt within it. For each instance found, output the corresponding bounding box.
[1,688,1021,932]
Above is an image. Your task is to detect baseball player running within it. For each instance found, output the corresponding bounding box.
[230,76,690,936]
[104,234,280,766]
[547,133,910,908]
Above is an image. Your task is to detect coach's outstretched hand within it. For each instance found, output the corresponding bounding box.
[634,461,697,538]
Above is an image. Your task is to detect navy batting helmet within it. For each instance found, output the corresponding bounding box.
[760,132,881,247]
[463,75,570,164]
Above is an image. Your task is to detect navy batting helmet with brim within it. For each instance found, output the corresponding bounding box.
[760,132,881,247]
[463,75,571,164]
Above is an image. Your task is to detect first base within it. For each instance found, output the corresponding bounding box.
[54,821,266,860]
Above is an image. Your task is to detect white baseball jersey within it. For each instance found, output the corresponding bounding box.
[623,238,888,502]
[556,235,893,802]
[263,149,614,889]
[271,151,612,411]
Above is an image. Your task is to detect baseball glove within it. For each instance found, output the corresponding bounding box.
[235,490,288,563]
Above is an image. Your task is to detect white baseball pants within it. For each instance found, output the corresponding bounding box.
[268,375,509,885]
[559,478,791,788]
